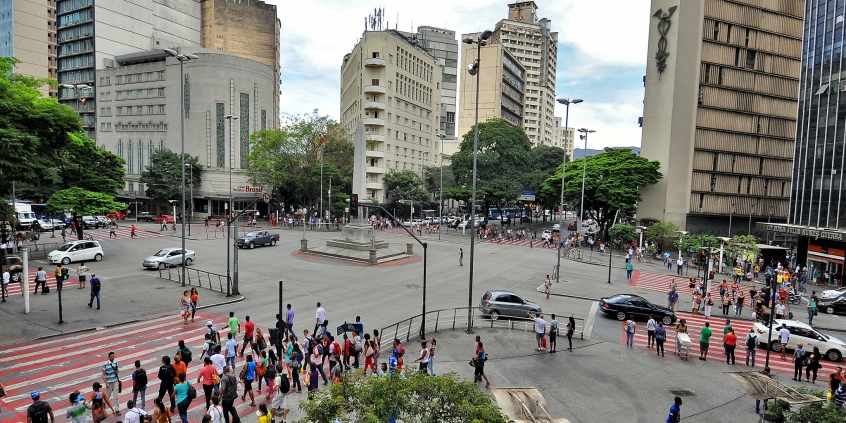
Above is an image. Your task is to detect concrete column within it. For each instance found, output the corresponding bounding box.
[406,243,414,255]
[369,249,377,264]
[300,239,308,252]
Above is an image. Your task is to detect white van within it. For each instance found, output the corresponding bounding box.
[12,203,37,229]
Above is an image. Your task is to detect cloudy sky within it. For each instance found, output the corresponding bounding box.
[267,0,651,149]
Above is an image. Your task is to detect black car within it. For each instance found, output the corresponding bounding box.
[819,294,846,315]
[599,294,677,325]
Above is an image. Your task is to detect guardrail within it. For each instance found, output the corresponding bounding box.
[378,306,585,351]
[19,241,65,260]
[156,266,230,293]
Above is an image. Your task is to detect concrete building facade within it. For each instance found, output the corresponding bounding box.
[95,48,276,216]
[552,117,574,161]
[340,30,443,203]
[0,0,57,97]
[637,0,802,235]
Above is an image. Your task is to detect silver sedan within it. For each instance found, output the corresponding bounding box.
[142,248,196,270]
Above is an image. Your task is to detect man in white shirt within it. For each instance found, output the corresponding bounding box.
[646,316,657,348]
[314,302,326,335]
[1,266,9,302]
[527,312,546,352]
[676,256,684,276]
[123,400,149,423]
[778,324,790,360]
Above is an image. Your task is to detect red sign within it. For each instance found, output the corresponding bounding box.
[232,185,265,193]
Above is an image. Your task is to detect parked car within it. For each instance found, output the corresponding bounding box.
[137,212,157,222]
[599,294,677,325]
[552,223,560,232]
[107,211,126,220]
[2,254,23,282]
[35,219,54,232]
[821,287,846,300]
[142,248,196,270]
[541,230,553,240]
[753,319,846,361]
[48,240,104,265]
[94,215,109,225]
[818,294,846,315]
[154,215,175,224]
[81,216,101,229]
[237,231,279,249]
[478,290,542,321]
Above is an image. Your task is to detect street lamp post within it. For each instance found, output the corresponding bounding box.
[607,208,622,283]
[164,48,199,288]
[576,128,595,236]
[185,163,193,236]
[60,83,91,116]
[437,133,446,241]
[554,98,582,284]
[728,202,736,237]
[767,206,773,243]
[224,115,239,297]
[463,29,493,333]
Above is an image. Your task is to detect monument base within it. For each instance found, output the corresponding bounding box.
[305,223,412,264]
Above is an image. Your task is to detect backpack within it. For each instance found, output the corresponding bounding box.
[257,335,267,351]
[205,341,218,357]
[746,335,758,350]
[655,327,666,341]
[158,364,176,382]
[29,401,49,423]
[332,341,341,357]
[316,343,324,356]
[180,347,192,364]
[265,363,277,379]
[208,328,219,344]
[477,348,486,363]
[256,360,266,377]
[625,322,634,334]
[134,368,148,387]
[278,374,290,394]
[222,375,238,401]
[344,339,352,355]
[91,278,101,292]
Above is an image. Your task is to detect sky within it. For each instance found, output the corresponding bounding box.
[268,0,651,149]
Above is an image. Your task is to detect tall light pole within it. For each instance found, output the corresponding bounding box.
[767,206,773,243]
[576,128,595,235]
[748,204,755,235]
[60,83,91,115]
[224,115,238,297]
[164,48,199,288]
[554,98,582,284]
[436,133,446,241]
[728,202,736,237]
[320,137,325,226]
[463,29,493,332]
[185,163,193,236]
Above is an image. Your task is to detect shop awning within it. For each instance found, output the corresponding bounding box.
[725,371,824,404]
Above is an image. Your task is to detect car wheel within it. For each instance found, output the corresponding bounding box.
[270,239,277,246]
[827,306,836,315]
[826,349,842,361]
[662,315,673,325]
[94,253,103,262]
[158,262,166,270]
[61,257,71,265]
[249,242,255,249]
[616,311,627,321]
[490,310,500,321]
[770,341,782,352]
[185,258,193,266]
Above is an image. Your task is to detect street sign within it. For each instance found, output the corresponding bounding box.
[518,190,536,201]
[336,322,364,335]
[263,193,270,204]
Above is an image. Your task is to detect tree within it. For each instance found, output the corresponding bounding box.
[674,233,719,257]
[297,370,508,423]
[609,223,637,244]
[540,148,662,236]
[309,163,351,219]
[645,221,681,246]
[423,165,456,194]
[47,187,125,240]
[784,387,846,423]
[383,169,429,207]
[245,111,353,215]
[450,118,533,214]
[725,234,760,262]
[528,145,567,211]
[139,149,203,204]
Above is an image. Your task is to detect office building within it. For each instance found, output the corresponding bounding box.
[552,117,574,161]
[340,29,442,202]
[763,0,845,281]
[95,48,276,217]
[638,0,802,234]
[459,1,558,146]
[0,0,57,97]
[457,34,526,141]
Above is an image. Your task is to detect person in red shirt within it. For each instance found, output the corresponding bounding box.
[240,315,256,356]
[196,357,217,409]
[724,328,737,365]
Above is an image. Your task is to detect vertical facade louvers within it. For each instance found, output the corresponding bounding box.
[56,0,95,134]
[692,0,802,228]
[791,0,846,230]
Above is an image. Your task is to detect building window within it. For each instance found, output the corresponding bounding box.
[158,105,165,114]
[136,106,143,115]
[216,103,225,167]
[147,105,153,114]
[158,88,165,97]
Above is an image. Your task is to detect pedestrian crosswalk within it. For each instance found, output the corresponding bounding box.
[630,270,760,301]
[77,228,165,242]
[619,312,832,382]
[0,312,295,423]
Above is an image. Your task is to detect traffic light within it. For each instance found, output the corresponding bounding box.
[270,189,281,210]
[349,194,359,218]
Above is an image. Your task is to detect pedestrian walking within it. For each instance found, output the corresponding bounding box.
[88,274,102,309]
[239,355,257,406]
[808,296,817,325]
[66,391,90,423]
[75,263,89,289]
[89,382,116,423]
[792,342,806,381]
[240,315,256,356]
[667,289,678,312]
[180,291,191,325]
[101,352,121,414]
[778,323,790,360]
[197,357,216,409]
[189,288,199,322]
[428,338,437,376]
[171,222,176,234]
[130,224,137,238]
[61,226,67,242]
[676,256,684,275]
[745,328,758,367]
[623,317,636,348]
[473,341,490,388]
[527,312,546,351]
[155,356,176,413]
[269,363,288,423]
[285,304,295,339]
[698,322,712,361]
[666,397,682,423]
[131,360,147,410]
[33,266,47,294]
[109,221,117,238]
[646,315,657,349]
[548,314,558,353]
[459,248,463,266]
[725,328,737,365]
[219,366,239,423]
[313,302,326,336]
[544,274,552,299]
[173,373,191,423]
[27,391,55,423]
[224,333,237,369]
[626,259,633,280]
[655,322,666,357]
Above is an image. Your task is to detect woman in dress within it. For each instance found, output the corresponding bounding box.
[691,291,701,315]
[180,291,191,325]
[703,293,714,318]
[566,316,576,352]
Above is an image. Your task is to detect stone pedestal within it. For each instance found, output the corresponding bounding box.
[300,239,308,252]
[406,243,414,255]
[369,249,377,264]
[304,223,412,264]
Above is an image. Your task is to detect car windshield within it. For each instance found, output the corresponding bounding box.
[57,243,75,252]
[153,249,171,257]
[245,231,261,237]
[604,295,630,303]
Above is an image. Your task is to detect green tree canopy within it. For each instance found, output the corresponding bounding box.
[382,169,429,205]
[539,148,662,235]
[139,149,202,204]
[609,223,637,244]
[309,163,350,219]
[645,221,681,246]
[725,234,760,262]
[451,118,533,214]
[245,111,353,214]
[674,233,720,256]
[297,370,508,423]
[528,145,568,210]
[423,165,456,194]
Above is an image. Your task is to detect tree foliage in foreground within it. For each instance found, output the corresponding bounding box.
[297,370,508,423]
[383,169,429,206]
[782,387,846,423]
[139,149,203,203]
[645,221,680,246]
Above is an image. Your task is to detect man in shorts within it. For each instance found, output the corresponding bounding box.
[527,312,546,351]
[698,322,712,361]
[270,364,288,423]
[544,275,551,300]
[474,342,490,388]
[778,323,790,360]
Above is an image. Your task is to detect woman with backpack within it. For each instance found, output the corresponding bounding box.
[291,343,303,393]
[805,346,822,383]
[263,351,277,399]
[792,342,806,381]
[623,318,636,348]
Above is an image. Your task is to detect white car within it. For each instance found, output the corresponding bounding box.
[48,240,104,265]
[753,319,846,361]
[36,219,54,231]
[542,230,553,240]
[142,248,196,270]
[821,287,846,299]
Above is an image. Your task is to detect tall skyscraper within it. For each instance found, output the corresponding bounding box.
[552,117,574,161]
[340,29,442,202]
[772,0,846,279]
[638,0,802,234]
[0,0,57,97]
[458,1,557,146]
